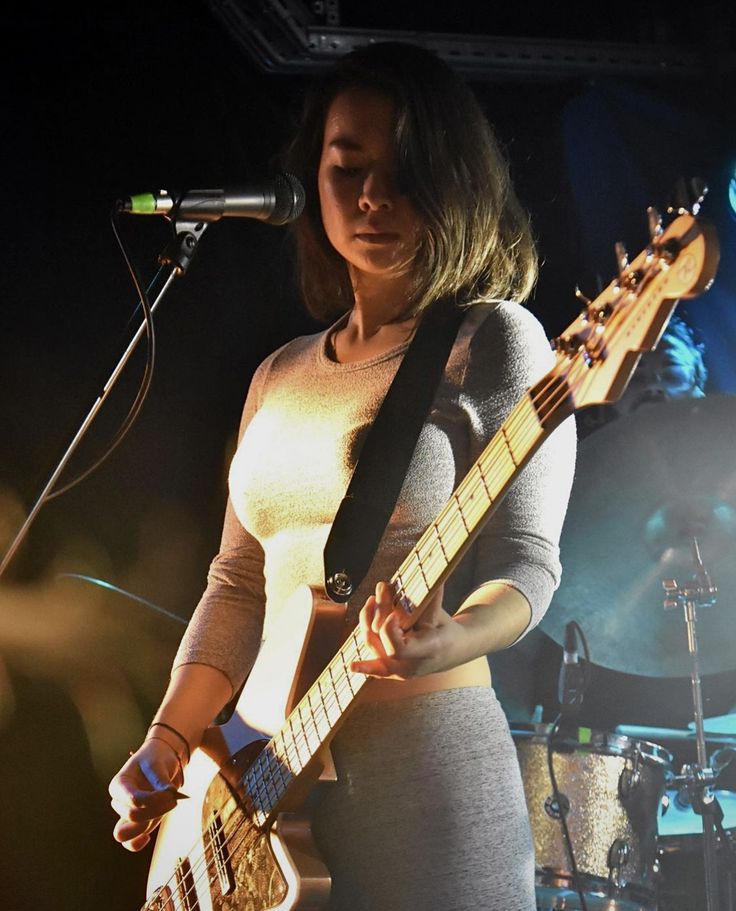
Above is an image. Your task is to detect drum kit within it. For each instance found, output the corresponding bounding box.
[511,396,736,911]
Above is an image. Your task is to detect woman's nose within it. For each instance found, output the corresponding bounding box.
[359,170,393,210]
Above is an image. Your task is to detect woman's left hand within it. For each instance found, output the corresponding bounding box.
[351,580,461,679]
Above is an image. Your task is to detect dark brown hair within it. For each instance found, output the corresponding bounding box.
[282,42,538,321]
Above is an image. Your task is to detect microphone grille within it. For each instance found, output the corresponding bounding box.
[270,172,306,225]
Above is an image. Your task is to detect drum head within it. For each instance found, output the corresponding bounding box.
[511,723,672,768]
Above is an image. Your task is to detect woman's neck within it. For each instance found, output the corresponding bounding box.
[328,268,418,364]
[331,289,417,363]
[349,268,415,334]
[331,308,416,364]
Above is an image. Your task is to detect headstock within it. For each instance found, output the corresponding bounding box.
[552,211,719,412]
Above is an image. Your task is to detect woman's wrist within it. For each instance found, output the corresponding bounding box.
[147,720,191,765]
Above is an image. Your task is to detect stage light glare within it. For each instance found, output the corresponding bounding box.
[729,163,736,221]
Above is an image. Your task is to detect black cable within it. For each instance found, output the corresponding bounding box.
[45,203,156,499]
[545,620,593,911]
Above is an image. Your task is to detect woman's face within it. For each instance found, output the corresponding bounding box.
[317,88,422,290]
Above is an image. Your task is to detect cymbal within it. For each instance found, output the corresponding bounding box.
[540,395,736,677]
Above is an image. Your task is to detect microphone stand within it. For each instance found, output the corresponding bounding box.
[0,218,209,580]
[662,537,730,911]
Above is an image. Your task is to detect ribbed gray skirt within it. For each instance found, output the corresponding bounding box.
[311,686,536,911]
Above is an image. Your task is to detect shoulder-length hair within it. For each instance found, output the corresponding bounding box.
[281,41,538,322]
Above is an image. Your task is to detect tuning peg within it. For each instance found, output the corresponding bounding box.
[647,206,663,239]
[574,285,592,306]
[667,176,709,216]
[614,242,629,275]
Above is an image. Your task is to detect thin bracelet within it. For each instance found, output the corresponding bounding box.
[144,736,185,778]
[148,721,191,763]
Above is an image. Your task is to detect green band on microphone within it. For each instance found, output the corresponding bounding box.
[128,192,157,213]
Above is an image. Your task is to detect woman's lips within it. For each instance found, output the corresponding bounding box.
[355,232,399,244]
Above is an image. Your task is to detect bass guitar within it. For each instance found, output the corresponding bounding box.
[142,210,719,910]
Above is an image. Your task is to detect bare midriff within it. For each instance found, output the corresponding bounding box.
[356,654,491,704]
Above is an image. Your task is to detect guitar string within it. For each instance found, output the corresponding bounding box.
[142,336,628,910]
[141,297,636,910]
[138,629,370,909]
[140,252,675,908]
[139,357,585,910]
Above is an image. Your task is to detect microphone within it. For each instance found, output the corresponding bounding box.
[557,621,586,715]
[118,172,306,225]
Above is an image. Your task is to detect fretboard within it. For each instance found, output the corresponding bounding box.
[241,380,567,825]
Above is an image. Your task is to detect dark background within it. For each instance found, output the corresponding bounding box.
[1,2,735,908]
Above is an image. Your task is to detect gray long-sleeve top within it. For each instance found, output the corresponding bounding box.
[174,301,577,693]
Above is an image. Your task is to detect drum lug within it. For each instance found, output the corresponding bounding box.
[607,838,631,886]
[619,752,642,798]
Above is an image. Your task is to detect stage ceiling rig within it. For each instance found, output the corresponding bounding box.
[206,0,735,80]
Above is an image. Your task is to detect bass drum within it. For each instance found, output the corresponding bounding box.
[512,724,672,911]
[657,788,736,911]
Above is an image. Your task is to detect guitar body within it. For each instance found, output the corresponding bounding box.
[145,586,347,911]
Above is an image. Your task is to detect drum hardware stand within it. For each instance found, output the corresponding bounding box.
[662,536,732,911]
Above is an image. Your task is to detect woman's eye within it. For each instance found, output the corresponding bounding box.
[335,166,361,177]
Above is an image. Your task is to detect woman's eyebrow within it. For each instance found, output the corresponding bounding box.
[327,137,363,151]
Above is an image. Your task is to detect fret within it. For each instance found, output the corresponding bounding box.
[251,757,273,814]
[244,389,551,827]
[259,748,282,806]
[432,520,449,563]
[308,690,331,743]
[335,679,353,712]
[269,745,292,793]
[345,667,362,699]
[326,665,347,713]
[324,687,343,725]
[395,562,423,611]
[304,689,321,739]
[246,758,273,816]
[272,730,297,778]
[452,490,470,532]
[295,702,317,754]
[415,552,429,590]
[415,534,447,587]
[286,714,309,771]
[476,453,494,502]
[500,425,518,467]
[433,510,465,562]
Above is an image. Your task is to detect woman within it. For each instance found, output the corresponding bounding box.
[109,42,576,910]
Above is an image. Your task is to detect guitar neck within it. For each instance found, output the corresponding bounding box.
[237,211,719,823]
[390,378,568,615]
[241,377,571,825]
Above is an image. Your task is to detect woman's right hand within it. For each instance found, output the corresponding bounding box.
[108,736,187,852]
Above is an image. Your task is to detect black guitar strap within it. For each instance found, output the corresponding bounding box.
[323,299,466,603]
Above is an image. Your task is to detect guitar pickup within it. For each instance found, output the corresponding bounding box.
[208,810,236,895]
[174,856,201,910]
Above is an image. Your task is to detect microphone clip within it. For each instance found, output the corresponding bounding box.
[557,619,589,718]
